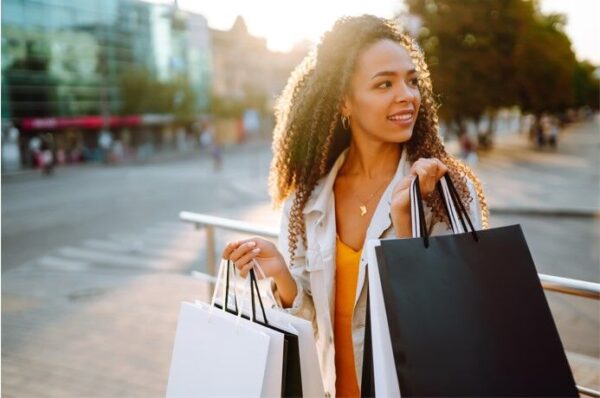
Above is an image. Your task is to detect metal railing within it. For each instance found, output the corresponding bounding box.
[180,211,600,397]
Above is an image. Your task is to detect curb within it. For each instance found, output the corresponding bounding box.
[489,207,600,219]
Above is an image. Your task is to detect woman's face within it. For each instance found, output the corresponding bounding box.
[342,39,421,144]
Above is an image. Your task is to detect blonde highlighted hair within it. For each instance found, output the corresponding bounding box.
[269,15,488,261]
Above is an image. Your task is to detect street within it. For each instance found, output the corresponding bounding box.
[2,118,599,396]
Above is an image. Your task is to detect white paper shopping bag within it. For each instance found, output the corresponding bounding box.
[166,301,270,397]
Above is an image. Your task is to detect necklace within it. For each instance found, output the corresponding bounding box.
[354,179,390,216]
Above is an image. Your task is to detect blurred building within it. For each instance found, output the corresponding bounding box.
[1,3,311,170]
[1,0,212,168]
[210,16,309,100]
[209,16,309,143]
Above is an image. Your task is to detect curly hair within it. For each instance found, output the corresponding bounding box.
[269,15,489,261]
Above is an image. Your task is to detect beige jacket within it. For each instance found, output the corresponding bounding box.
[273,148,483,397]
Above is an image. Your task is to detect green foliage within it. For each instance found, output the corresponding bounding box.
[573,61,600,110]
[210,88,269,119]
[514,8,577,114]
[406,0,595,124]
[407,0,523,124]
[210,94,246,118]
[118,67,198,121]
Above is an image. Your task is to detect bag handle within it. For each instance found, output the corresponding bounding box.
[217,256,269,325]
[210,258,228,312]
[224,259,239,313]
[249,269,269,325]
[437,176,466,234]
[410,174,479,245]
[252,258,282,310]
[444,174,479,242]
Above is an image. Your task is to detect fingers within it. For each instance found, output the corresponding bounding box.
[410,157,448,197]
[222,240,241,260]
[222,240,263,278]
[410,158,448,180]
[413,165,436,196]
[235,247,261,271]
[433,158,448,179]
[222,237,257,260]
[239,262,254,279]
[230,241,255,263]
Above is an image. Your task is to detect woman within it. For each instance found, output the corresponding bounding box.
[222,15,488,397]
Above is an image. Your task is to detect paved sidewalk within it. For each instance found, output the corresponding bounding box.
[2,118,598,397]
[474,118,599,216]
[471,119,600,368]
[2,271,211,398]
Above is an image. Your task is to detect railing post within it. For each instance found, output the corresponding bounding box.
[205,225,216,276]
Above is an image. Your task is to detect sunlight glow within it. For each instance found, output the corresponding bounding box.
[143,0,598,63]
[146,0,401,52]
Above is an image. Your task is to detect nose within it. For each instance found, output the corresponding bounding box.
[394,81,416,103]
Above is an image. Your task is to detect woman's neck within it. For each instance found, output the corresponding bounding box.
[340,136,402,179]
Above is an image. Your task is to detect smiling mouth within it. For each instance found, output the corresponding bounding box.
[387,112,414,122]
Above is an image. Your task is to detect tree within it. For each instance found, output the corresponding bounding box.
[406,0,524,134]
[405,0,581,130]
[119,67,198,122]
[513,10,578,115]
[573,61,599,111]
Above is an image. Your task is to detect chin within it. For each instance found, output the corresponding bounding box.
[388,127,414,143]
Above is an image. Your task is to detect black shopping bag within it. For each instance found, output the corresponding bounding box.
[363,175,577,397]
[361,292,375,398]
[248,271,302,397]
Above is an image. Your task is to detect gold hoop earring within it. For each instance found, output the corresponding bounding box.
[341,115,350,130]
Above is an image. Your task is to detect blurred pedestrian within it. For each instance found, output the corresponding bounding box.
[547,116,559,148]
[28,135,41,168]
[531,116,545,148]
[98,129,113,163]
[211,142,222,171]
[460,133,479,166]
[39,136,54,176]
[112,139,124,164]
[199,123,213,150]
[221,15,488,397]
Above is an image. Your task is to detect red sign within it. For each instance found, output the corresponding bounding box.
[21,115,142,131]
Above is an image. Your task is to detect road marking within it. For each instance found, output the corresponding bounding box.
[38,255,91,271]
[82,239,201,261]
[57,246,180,271]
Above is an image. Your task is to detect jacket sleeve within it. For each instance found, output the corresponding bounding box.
[270,194,316,323]
[429,177,484,235]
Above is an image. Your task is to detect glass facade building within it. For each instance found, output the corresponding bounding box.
[1,0,212,167]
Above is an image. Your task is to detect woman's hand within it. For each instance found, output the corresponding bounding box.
[222,237,298,308]
[390,157,448,237]
[222,237,287,279]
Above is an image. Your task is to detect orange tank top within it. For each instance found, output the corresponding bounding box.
[334,236,361,397]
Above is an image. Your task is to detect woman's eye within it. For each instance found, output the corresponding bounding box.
[376,80,392,89]
[409,77,419,87]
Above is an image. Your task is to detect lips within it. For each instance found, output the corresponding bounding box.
[387,110,414,122]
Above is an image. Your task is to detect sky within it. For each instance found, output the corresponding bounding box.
[148,0,599,64]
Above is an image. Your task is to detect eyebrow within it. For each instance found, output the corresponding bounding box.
[371,68,417,80]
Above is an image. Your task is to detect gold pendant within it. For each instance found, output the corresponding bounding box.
[359,205,367,216]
